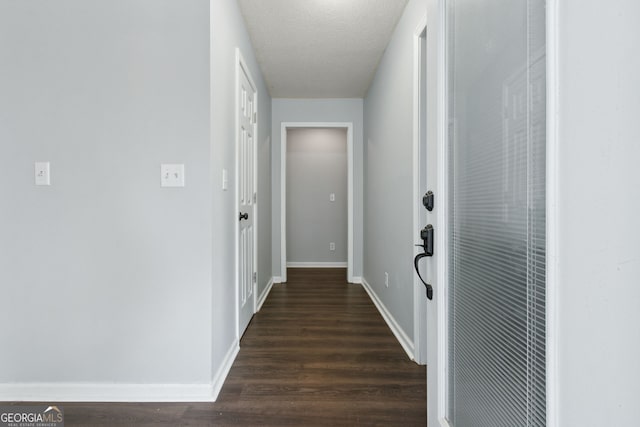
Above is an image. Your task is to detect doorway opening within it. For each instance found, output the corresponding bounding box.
[279,122,354,283]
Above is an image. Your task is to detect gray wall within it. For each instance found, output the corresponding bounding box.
[271,99,363,278]
[211,0,272,374]
[0,0,271,395]
[286,128,348,264]
[0,0,212,384]
[362,0,426,341]
[257,136,272,295]
[556,1,640,425]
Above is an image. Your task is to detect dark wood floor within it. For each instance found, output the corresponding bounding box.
[8,268,426,426]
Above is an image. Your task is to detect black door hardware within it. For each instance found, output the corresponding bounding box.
[423,191,434,211]
[239,212,249,221]
[414,224,434,300]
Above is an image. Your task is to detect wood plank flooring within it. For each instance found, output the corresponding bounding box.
[6,268,426,426]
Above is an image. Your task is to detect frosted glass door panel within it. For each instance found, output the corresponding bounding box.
[447,0,546,426]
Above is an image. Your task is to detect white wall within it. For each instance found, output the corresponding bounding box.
[271,99,363,278]
[0,0,212,389]
[286,128,348,264]
[362,0,426,344]
[211,0,272,381]
[555,1,640,425]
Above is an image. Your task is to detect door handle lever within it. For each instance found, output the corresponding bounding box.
[414,224,434,300]
[239,212,249,221]
[414,253,433,300]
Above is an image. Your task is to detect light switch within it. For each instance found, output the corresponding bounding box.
[35,162,50,186]
[329,193,335,202]
[161,164,185,187]
[222,168,228,191]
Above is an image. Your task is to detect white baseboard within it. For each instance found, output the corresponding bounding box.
[360,278,415,360]
[211,339,240,401]
[256,278,274,311]
[273,276,283,284]
[0,383,214,402]
[286,262,348,268]
[0,341,242,404]
[350,276,363,284]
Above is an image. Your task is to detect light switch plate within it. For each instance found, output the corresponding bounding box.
[35,162,50,186]
[161,164,185,187]
[222,168,228,191]
[329,193,335,202]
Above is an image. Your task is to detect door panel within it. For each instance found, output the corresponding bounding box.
[445,1,546,426]
[238,61,256,338]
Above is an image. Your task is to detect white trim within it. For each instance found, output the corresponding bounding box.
[286,262,348,268]
[280,122,355,284]
[272,276,283,284]
[235,48,258,339]
[350,276,363,284]
[211,339,240,401]
[435,0,450,424]
[0,383,215,403]
[361,278,415,361]
[545,1,559,426]
[413,15,428,366]
[280,122,287,282]
[256,277,274,311]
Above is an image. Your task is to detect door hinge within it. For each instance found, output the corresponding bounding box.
[253,192,257,204]
[253,272,257,283]
[253,112,257,124]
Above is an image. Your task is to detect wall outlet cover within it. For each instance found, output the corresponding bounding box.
[35,162,50,186]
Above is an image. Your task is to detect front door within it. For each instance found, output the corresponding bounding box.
[237,57,257,338]
[427,0,547,425]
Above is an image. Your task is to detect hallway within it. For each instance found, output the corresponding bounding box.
[2,1,639,425]
[46,269,426,426]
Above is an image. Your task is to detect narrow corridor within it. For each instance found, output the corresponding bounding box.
[54,268,426,426]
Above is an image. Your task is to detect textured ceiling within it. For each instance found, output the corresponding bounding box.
[237,0,409,98]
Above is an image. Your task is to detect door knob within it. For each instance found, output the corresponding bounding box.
[239,212,249,221]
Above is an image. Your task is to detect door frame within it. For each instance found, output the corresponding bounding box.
[412,15,428,365]
[235,48,258,339]
[545,1,560,425]
[279,122,354,283]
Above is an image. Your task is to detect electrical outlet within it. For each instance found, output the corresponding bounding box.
[329,193,335,202]
[161,164,185,187]
[329,242,335,251]
[35,162,50,186]
[385,272,389,287]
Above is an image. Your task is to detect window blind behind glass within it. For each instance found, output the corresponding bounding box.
[447,0,546,425]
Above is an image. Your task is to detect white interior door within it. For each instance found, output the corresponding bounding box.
[237,56,257,338]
